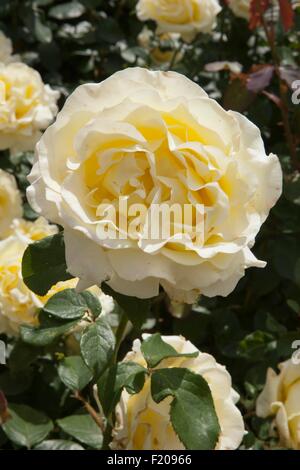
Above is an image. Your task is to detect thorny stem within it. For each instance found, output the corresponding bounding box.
[73,390,105,432]
[261,14,299,170]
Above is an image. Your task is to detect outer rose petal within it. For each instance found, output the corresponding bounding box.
[0,170,23,239]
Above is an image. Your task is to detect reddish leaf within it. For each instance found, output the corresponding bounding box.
[278,0,294,31]
[249,0,270,29]
[247,65,275,93]
[0,390,10,425]
[262,90,283,110]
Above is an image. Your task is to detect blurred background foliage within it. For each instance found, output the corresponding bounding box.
[0,0,300,450]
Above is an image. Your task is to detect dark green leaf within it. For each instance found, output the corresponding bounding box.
[2,404,53,448]
[22,232,72,296]
[20,312,79,346]
[98,361,148,417]
[80,318,115,378]
[57,414,102,449]
[151,368,220,450]
[58,356,93,391]
[141,333,198,368]
[43,288,90,320]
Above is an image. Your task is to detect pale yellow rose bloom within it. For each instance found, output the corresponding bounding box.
[136,0,222,41]
[0,62,59,153]
[0,217,57,336]
[0,169,22,238]
[111,334,245,450]
[27,68,282,304]
[256,359,300,449]
[228,0,250,20]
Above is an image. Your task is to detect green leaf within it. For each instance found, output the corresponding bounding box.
[102,283,153,329]
[57,414,102,449]
[80,318,115,378]
[141,333,198,368]
[2,404,53,449]
[151,368,220,450]
[43,288,91,320]
[34,439,84,450]
[33,13,52,43]
[49,1,85,20]
[98,361,148,417]
[22,232,72,296]
[58,356,93,391]
[80,291,102,318]
[20,312,79,346]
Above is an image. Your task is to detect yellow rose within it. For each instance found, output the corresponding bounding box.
[0,62,59,153]
[0,217,57,336]
[228,0,250,20]
[27,68,282,303]
[256,359,300,449]
[0,169,22,238]
[111,334,245,450]
[136,0,222,41]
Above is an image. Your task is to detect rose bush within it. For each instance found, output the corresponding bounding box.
[0,0,299,453]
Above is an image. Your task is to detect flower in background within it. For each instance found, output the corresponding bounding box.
[256,359,300,449]
[27,68,282,304]
[0,169,22,239]
[136,0,222,42]
[138,27,184,65]
[0,62,59,153]
[228,0,250,20]
[112,334,245,450]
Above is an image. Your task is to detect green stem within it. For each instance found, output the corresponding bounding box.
[102,312,129,449]
[168,40,184,70]
[112,312,129,363]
